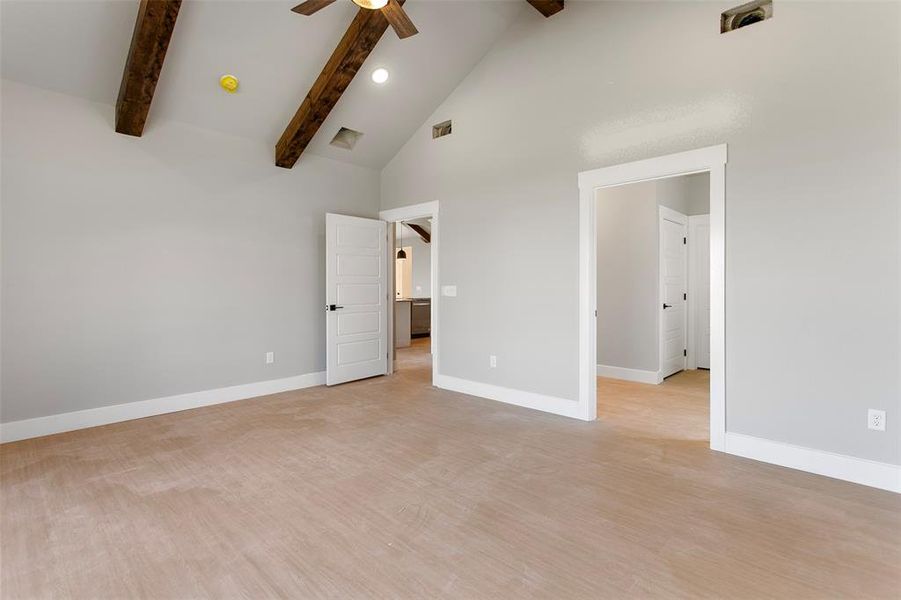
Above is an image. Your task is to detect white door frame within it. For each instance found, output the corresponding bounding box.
[379,201,439,383]
[658,205,689,380]
[578,145,727,451]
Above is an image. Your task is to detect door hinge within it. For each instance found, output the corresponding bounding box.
[683,349,687,357]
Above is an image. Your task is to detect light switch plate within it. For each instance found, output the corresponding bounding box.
[441,285,457,297]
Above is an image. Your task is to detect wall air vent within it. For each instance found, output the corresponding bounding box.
[432,120,452,139]
[330,127,363,150]
[721,0,772,34]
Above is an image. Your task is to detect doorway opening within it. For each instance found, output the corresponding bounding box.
[578,144,726,450]
[379,202,439,385]
[393,219,433,377]
[595,172,711,443]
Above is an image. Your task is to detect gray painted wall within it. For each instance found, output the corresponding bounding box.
[657,173,710,216]
[381,1,900,465]
[597,181,659,372]
[1,80,380,423]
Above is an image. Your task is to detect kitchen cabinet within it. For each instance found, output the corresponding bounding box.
[395,300,411,348]
[411,298,430,337]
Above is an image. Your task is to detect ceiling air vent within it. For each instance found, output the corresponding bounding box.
[721,0,772,33]
[330,127,363,150]
[432,120,452,139]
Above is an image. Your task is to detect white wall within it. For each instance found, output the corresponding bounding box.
[1,80,381,423]
[381,1,900,465]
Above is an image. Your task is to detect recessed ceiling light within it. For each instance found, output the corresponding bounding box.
[371,68,389,84]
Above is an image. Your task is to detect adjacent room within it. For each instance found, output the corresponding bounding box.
[2,0,899,598]
[391,217,434,382]
[597,173,712,443]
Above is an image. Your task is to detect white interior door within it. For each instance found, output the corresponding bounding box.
[659,207,688,379]
[690,215,711,369]
[326,213,388,386]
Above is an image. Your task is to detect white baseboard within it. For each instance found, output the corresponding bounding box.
[0,371,326,443]
[435,374,588,420]
[596,364,662,385]
[723,432,900,493]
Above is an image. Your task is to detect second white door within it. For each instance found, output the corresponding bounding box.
[659,206,688,379]
[689,215,711,369]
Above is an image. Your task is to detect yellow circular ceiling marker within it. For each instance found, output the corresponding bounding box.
[219,74,239,94]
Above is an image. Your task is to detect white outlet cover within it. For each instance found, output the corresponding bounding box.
[868,409,886,431]
[442,285,457,297]
[489,355,497,368]
[266,352,275,364]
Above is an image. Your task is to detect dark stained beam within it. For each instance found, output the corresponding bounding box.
[405,223,430,244]
[526,0,564,18]
[275,3,403,168]
[116,0,182,136]
[382,0,418,39]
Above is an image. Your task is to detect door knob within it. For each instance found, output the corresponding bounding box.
[663,303,672,309]
[327,304,344,312]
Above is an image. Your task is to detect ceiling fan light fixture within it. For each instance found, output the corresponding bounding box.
[352,0,388,9]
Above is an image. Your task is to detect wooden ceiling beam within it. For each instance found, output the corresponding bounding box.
[405,222,430,244]
[526,0,564,18]
[275,4,403,168]
[116,0,182,136]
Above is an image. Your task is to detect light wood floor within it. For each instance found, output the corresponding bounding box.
[2,340,899,598]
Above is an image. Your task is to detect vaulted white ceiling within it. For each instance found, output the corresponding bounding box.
[1,0,525,168]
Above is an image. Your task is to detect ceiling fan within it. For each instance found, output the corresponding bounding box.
[291,0,418,39]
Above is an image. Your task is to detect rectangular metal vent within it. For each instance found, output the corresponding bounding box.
[432,120,452,139]
[721,0,772,33]
[330,127,363,150]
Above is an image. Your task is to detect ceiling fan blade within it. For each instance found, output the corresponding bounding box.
[291,0,338,16]
[382,0,418,39]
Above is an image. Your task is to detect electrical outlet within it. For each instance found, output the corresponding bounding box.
[265,352,275,365]
[868,409,886,431]
[441,285,457,297]
[489,355,497,368]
